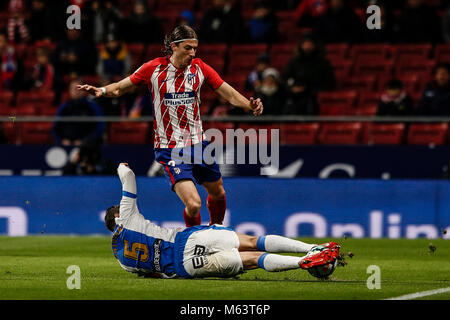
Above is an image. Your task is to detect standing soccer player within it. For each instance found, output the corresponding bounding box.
[78,25,264,227]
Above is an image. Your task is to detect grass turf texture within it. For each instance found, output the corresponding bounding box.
[0,236,449,300]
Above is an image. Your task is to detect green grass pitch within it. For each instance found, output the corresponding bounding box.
[0,236,449,300]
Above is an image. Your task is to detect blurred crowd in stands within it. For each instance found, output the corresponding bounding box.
[1,0,450,147]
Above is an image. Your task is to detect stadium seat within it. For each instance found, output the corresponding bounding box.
[394,59,436,78]
[434,44,450,63]
[202,121,235,144]
[363,123,406,145]
[155,0,196,12]
[338,75,377,92]
[17,91,55,107]
[350,43,391,64]
[377,74,419,93]
[109,122,150,145]
[354,59,394,77]
[276,11,297,36]
[317,122,363,145]
[325,43,349,60]
[329,59,353,83]
[0,91,13,115]
[223,74,248,92]
[269,43,296,72]
[18,122,54,145]
[280,123,320,145]
[407,123,448,145]
[127,43,145,69]
[227,44,268,74]
[154,12,178,34]
[390,44,432,61]
[235,122,279,145]
[358,91,382,107]
[318,90,358,115]
[145,44,165,60]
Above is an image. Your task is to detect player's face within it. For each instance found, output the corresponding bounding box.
[173,39,198,68]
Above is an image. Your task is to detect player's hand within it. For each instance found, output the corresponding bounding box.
[249,97,263,116]
[77,84,103,98]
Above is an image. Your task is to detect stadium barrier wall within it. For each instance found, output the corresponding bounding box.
[0,177,449,239]
[1,144,450,179]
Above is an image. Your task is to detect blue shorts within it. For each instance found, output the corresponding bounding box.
[155,140,222,190]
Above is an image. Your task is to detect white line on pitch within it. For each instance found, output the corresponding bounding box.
[384,287,450,300]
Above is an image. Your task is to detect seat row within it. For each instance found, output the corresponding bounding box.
[1,121,448,146]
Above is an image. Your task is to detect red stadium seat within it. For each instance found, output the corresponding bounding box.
[0,91,13,115]
[407,123,448,145]
[338,75,377,92]
[145,44,165,60]
[109,122,150,145]
[154,12,178,34]
[390,44,432,61]
[434,44,450,63]
[223,74,248,92]
[329,59,353,83]
[127,43,145,69]
[349,105,378,116]
[156,0,196,12]
[318,122,363,145]
[280,123,319,145]
[350,43,391,64]
[318,90,358,115]
[17,91,54,107]
[377,74,419,93]
[235,122,279,145]
[269,44,296,72]
[354,59,394,77]
[197,43,228,58]
[227,44,268,74]
[325,43,349,60]
[394,59,436,78]
[18,122,54,145]
[363,123,406,145]
[202,121,235,144]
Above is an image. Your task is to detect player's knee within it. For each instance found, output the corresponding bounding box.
[186,199,201,216]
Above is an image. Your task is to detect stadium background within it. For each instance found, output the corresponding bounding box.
[0,0,449,239]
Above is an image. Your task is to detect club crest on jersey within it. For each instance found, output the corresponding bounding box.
[174,168,181,175]
[187,73,196,84]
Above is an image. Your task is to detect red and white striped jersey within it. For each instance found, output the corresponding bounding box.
[129,56,224,148]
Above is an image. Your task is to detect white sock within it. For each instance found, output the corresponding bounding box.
[257,253,303,272]
[257,235,314,253]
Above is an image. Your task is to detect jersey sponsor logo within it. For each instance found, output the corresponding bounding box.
[153,239,162,272]
[163,92,195,107]
[174,168,181,175]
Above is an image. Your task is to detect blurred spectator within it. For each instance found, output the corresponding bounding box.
[294,0,327,27]
[282,35,335,93]
[7,0,30,44]
[62,137,115,175]
[0,32,17,90]
[176,10,196,28]
[27,0,52,42]
[52,29,98,76]
[199,0,244,43]
[395,0,442,44]
[53,79,104,146]
[207,95,250,116]
[84,0,124,43]
[282,77,319,115]
[417,64,450,116]
[247,0,279,43]
[313,0,363,44]
[245,52,271,92]
[254,68,285,115]
[128,91,153,118]
[27,46,55,92]
[376,79,415,116]
[97,33,131,83]
[126,0,164,43]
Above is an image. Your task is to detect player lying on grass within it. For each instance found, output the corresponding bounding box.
[105,163,340,279]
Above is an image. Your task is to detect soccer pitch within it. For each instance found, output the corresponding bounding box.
[0,236,449,300]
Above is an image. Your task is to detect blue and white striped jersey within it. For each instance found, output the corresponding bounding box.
[111,164,181,278]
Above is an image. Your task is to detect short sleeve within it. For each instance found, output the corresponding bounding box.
[200,59,224,90]
[129,62,153,86]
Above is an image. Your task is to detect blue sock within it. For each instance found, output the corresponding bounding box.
[256,236,266,251]
[257,253,269,270]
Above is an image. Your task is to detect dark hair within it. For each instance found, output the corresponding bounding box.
[105,205,119,232]
[386,79,403,90]
[163,25,198,56]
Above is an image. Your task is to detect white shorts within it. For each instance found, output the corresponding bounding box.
[174,225,244,278]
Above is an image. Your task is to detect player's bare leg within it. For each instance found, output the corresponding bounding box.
[174,179,202,226]
[202,178,226,225]
[239,251,305,272]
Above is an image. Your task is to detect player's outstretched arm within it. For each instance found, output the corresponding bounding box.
[77,77,135,98]
[215,82,263,116]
